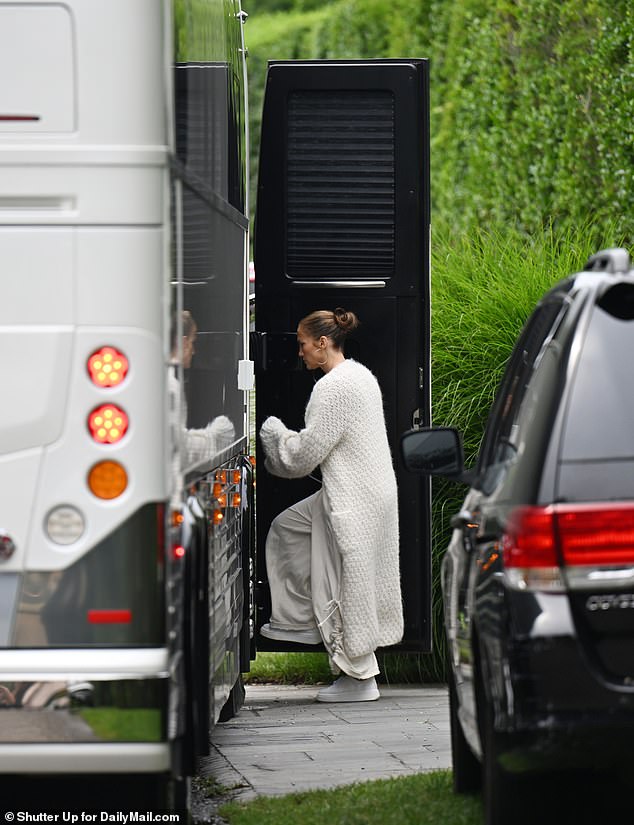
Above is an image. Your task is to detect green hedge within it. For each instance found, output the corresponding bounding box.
[246,0,634,238]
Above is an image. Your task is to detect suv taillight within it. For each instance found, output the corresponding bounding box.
[502,507,562,591]
[556,504,634,566]
[503,507,558,568]
[502,503,634,591]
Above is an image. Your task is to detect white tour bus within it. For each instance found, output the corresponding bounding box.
[0,0,431,811]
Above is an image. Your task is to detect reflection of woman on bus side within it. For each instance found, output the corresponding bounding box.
[259,308,403,703]
[168,310,234,481]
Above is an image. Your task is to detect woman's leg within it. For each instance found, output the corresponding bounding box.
[310,492,379,681]
[265,491,321,632]
[265,490,381,698]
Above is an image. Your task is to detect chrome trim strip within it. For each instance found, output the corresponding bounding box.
[290,280,386,289]
[0,743,170,773]
[0,648,169,680]
[566,566,634,591]
[0,674,167,743]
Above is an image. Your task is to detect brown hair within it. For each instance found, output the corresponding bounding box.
[298,307,359,350]
[170,309,197,353]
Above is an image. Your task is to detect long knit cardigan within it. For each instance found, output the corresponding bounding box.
[260,359,403,659]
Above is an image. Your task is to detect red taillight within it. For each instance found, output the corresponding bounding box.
[503,507,558,568]
[87,347,129,388]
[88,404,129,444]
[503,504,634,569]
[556,504,634,566]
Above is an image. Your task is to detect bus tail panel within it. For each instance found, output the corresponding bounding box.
[11,504,165,648]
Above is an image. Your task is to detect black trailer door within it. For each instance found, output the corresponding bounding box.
[253,59,431,653]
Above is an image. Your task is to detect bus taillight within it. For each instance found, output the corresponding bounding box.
[88,404,129,444]
[87,346,129,387]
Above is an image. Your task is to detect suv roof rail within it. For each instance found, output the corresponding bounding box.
[584,248,631,275]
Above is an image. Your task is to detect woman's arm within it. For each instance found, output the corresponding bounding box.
[260,381,347,478]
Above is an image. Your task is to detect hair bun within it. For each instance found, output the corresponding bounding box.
[333,307,359,333]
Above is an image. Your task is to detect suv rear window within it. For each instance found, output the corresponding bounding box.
[560,282,634,463]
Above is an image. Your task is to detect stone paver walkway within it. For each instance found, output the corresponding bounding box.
[198,683,450,802]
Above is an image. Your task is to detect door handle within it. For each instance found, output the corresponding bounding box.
[290,280,386,289]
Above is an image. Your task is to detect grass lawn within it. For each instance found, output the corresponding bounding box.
[245,651,433,685]
[245,651,332,684]
[219,770,482,825]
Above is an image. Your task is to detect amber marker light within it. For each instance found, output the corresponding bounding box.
[212,510,224,525]
[88,404,129,444]
[87,346,129,388]
[88,461,128,499]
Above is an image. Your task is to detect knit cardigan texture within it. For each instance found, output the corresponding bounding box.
[260,359,403,658]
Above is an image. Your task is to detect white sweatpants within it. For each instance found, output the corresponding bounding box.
[265,489,379,680]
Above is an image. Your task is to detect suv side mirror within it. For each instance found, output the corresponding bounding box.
[400,427,465,478]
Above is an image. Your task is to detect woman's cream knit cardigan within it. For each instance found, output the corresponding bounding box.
[260,359,403,659]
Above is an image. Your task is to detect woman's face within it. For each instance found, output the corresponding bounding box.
[297,325,325,370]
[182,327,197,369]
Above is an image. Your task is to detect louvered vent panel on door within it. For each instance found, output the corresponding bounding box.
[286,90,395,279]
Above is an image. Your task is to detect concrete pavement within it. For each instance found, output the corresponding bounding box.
[197,682,451,805]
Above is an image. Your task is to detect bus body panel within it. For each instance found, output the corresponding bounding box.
[0,0,166,146]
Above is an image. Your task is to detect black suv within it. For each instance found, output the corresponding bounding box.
[402,248,634,825]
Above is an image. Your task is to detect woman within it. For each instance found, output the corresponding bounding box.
[168,310,234,493]
[259,308,403,702]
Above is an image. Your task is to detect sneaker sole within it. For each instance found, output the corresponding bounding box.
[260,626,322,645]
[316,691,380,703]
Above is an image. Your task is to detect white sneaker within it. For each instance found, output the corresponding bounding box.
[316,675,380,703]
[260,623,322,645]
